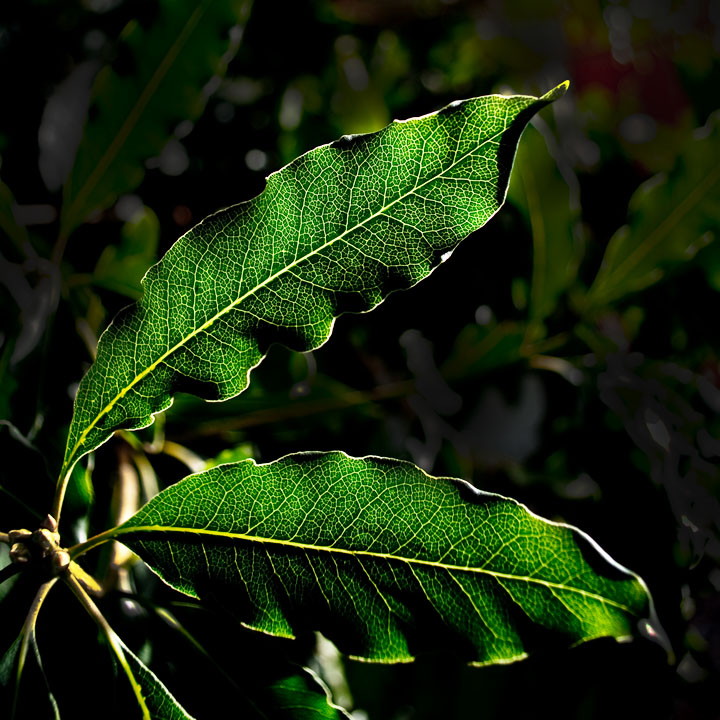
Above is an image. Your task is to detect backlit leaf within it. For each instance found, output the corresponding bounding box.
[58,83,568,498]
[108,451,654,666]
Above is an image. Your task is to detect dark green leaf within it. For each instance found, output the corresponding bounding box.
[111,451,654,666]
[583,112,720,309]
[59,83,568,495]
[92,206,160,299]
[265,668,351,719]
[112,633,195,720]
[60,0,252,237]
[507,123,583,331]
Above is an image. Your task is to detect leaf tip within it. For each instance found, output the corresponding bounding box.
[541,80,570,103]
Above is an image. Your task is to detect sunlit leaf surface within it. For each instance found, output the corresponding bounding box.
[111,451,652,666]
[60,83,568,488]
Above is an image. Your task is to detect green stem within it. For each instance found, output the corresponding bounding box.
[67,526,121,560]
[64,573,151,720]
[50,476,68,528]
[13,578,58,718]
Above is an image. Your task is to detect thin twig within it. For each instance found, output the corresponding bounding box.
[64,573,151,719]
[13,578,58,717]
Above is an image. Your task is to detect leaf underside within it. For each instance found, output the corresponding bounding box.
[114,451,651,666]
[60,82,568,485]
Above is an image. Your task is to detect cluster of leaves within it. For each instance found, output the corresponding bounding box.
[1,1,719,718]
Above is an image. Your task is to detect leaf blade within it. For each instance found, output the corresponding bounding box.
[583,112,720,309]
[59,83,568,500]
[112,450,653,666]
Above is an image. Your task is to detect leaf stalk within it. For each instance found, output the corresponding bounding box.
[64,572,152,720]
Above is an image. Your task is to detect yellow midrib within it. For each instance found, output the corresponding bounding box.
[113,523,637,614]
[64,106,523,473]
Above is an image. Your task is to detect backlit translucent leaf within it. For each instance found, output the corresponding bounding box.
[583,112,720,309]
[59,82,568,494]
[60,0,251,237]
[109,451,654,666]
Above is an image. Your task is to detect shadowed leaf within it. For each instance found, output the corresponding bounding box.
[60,0,251,237]
[584,112,720,309]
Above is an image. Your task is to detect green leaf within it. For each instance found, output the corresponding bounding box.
[507,123,583,331]
[110,633,195,720]
[0,633,59,720]
[60,0,252,237]
[108,451,653,666]
[264,668,351,720]
[583,112,720,309]
[58,82,569,500]
[92,206,160,299]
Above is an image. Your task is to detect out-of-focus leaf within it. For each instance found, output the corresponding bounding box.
[60,0,252,237]
[0,172,28,257]
[58,84,568,499]
[583,112,720,309]
[93,206,160,299]
[507,123,583,332]
[441,319,526,381]
[203,442,254,470]
[109,451,656,666]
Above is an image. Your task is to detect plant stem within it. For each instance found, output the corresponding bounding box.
[64,572,151,720]
[13,578,58,717]
[67,526,120,560]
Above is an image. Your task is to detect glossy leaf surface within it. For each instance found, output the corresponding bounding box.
[60,0,251,237]
[60,83,568,489]
[111,451,652,666]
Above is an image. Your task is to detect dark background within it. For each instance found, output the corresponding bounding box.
[1,0,719,718]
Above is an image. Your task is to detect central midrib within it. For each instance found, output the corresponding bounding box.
[114,523,637,614]
[67,114,518,469]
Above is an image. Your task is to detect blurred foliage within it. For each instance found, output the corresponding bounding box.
[0,0,719,717]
